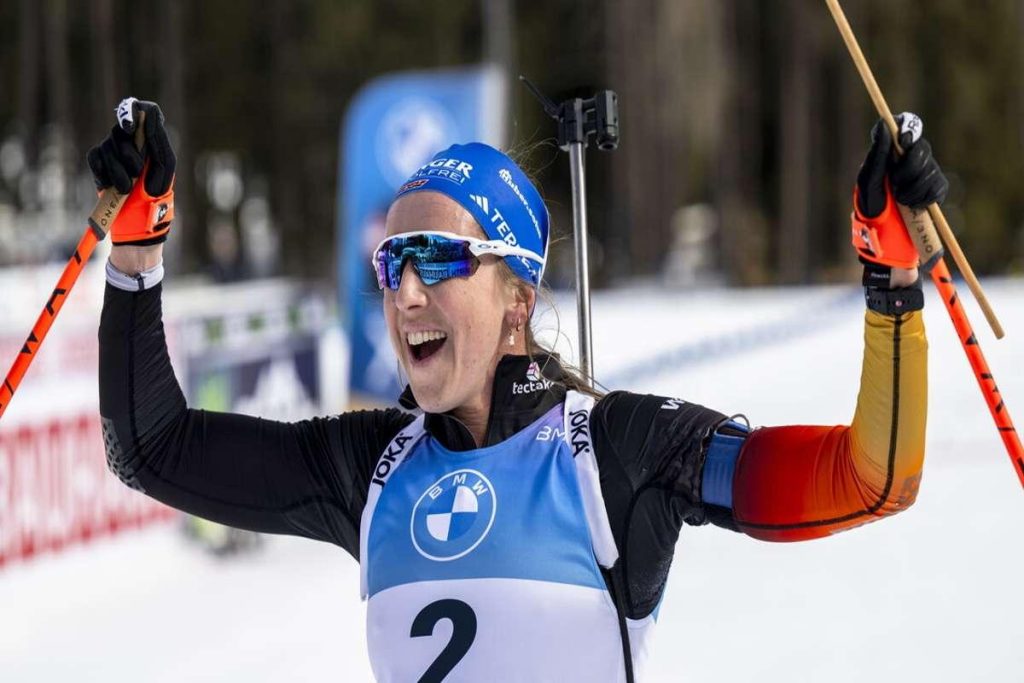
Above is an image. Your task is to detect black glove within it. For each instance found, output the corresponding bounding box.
[856,113,949,218]
[87,98,176,197]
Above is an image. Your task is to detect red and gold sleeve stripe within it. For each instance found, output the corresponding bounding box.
[731,310,927,542]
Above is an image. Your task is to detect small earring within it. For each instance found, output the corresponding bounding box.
[507,318,520,347]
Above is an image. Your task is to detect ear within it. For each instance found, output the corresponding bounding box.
[504,281,535,325]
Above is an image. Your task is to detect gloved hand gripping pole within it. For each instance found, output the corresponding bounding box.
[0,112,146,421]
[824,0,1024,488]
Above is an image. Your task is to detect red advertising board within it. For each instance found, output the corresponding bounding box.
[0,265,341,569]
[0,412,174,567]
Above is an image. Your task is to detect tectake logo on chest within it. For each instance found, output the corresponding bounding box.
[413,157,473,185]
[411,469,497,561]
[513,361,553,395]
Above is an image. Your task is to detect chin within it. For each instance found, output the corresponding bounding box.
[407,381,458,414]
[399,338,465,413]
[401,360,454,413]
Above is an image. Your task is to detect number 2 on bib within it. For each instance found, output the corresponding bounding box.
[411,599,477,682]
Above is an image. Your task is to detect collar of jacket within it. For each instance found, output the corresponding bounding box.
[397,353,569,451]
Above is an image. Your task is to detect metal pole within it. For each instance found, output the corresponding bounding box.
[568,141,594,387]
[519,79,616,387]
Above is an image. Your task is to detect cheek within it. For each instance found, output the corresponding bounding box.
[382,293,408,360]
[446,282,505,354]
[382,295,398,336]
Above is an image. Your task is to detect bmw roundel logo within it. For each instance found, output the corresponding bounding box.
[410,469,496,562]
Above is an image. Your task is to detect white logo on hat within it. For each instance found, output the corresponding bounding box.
[498,168,543,240]
[469,194,490,215]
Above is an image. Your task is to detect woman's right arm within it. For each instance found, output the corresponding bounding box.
[91,100,413,558]
[100,245,413,558]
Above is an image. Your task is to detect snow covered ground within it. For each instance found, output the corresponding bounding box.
[2,277,1023,682]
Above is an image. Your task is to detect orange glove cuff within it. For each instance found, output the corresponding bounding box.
[109,161,175,246]
[851,179,918,269]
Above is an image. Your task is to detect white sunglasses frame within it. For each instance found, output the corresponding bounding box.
[370,230,546,288]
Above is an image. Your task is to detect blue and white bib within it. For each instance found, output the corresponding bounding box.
[359,391,656,682]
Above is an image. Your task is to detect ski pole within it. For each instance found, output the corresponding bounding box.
[0,113,145,422]
[824,0,1024,488]
[928,260,1024,486]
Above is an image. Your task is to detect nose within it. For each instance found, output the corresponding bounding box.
[393,260,428,311]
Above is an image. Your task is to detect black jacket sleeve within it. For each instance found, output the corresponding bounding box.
[591,390,729,619]
[98,283,414,559]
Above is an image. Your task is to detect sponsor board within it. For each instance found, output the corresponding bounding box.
[0,414,174,568]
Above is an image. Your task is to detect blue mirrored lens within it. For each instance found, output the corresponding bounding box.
[413,259,477,285]
[375,234,477,290]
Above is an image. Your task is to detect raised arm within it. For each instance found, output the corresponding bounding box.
[726,115,946,541]
[731,304,926,541]
[93,99,413,557]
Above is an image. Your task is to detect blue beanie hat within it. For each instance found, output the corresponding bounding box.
[394,142,549,287]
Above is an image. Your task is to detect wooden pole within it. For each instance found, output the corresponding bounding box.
[824,0,1005,339]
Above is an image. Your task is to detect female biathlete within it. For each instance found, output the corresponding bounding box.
[93,98,945,682]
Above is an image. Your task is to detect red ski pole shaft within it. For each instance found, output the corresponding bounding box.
[929,260,1024,487]
[0,225,104,419]
[904,199,1024,487]
[0,112,145,422]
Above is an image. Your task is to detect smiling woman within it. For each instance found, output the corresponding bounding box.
[96,98,939,682]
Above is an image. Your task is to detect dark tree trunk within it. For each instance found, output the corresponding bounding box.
[159,0,193,273]
[17,0,41,168]
[266,2,304,275]
[91,0,119,132]
[777,0,811,284]
[605,0,676,278]
[836,0,868,277]
[483,0,514,82]
[43,0,73,216]
[715,0,767,285]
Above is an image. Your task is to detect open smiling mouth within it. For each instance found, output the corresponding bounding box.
[408,332,448,363]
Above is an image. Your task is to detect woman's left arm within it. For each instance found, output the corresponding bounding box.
[730,296,927,541]
[729,113,947,541]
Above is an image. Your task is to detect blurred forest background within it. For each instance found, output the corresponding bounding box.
[1,0,1022,287]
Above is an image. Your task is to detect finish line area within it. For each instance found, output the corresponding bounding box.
[2,279,1022,682]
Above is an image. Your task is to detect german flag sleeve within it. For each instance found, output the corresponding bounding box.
[731,310,927,541]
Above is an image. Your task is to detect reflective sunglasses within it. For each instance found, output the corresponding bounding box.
[371,230,542,290]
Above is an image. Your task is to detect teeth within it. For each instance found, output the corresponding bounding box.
[407,330,448,346]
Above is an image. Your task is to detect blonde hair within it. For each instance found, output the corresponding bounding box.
[479,142,604,399]
[497,261,605,400]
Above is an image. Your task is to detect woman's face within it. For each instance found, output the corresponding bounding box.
[382,192,526,415]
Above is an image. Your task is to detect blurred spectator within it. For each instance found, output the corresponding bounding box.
[206,217,247,283]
